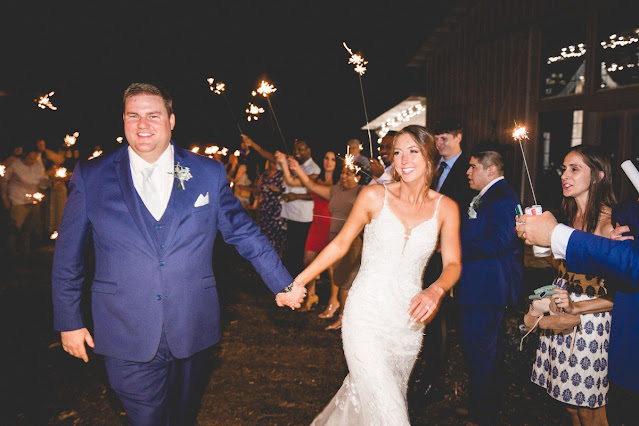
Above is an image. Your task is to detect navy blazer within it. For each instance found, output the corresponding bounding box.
[52,143,292,362]
[566,229,639,391]
[458,179,523,307]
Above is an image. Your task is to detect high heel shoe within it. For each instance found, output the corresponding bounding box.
[325,317,342,330]
[298,294,319,312]
[318,302,340,319]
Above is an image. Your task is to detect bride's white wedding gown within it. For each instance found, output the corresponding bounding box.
[311,189,442,425]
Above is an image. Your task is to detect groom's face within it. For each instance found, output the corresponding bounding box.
[123,93,175,163]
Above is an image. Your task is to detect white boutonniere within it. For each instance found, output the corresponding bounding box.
[173,163,192,190]
[467,195,482,219]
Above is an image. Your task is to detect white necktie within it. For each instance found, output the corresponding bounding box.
[141,165,163,220]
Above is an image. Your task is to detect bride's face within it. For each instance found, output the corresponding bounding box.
[392,134,426,183]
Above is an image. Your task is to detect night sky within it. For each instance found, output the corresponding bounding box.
[0,2,450,159]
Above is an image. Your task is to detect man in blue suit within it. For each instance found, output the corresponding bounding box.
[516,209,639,422]
[457,143,523,425]
[51,82,306,425]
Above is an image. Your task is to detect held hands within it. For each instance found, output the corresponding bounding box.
[274,151,288,165]
[287,157,301,174]
[515,211,558,247]
[275,281,307,310]
[61,328,95,363]
[408,284,445,324]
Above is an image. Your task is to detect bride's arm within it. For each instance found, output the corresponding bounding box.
[293,185,383,285]
[409,196,461,322]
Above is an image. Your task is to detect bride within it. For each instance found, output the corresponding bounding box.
[292,125,461,425]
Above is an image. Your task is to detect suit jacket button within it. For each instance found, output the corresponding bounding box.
[156,295,162,300]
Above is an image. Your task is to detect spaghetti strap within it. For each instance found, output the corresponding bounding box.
[434,194,444,219]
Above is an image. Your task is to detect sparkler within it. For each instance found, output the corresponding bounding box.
[36,91,57,110]
[55,167,68,178]
[64,132,79,147]
[343,42,373,158]
[513,121,537,205]
[26,192,45,204]
[0,164,5,177]
[89,149,103,160]
[116,137,124,144]
[252,80,288,153]
[50,231,58,240]
[207,77,243,135]
[245,102,265,122]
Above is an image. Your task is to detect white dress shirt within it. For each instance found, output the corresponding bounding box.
[280,157,320,222]
[550,223,574,259]
[129,145,174,220]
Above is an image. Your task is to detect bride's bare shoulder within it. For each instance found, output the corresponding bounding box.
[358,184,386,202]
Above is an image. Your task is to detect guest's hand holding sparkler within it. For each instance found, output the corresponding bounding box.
[370,158,385,179]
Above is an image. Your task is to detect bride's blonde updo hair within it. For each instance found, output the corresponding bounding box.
[390,125,437,188]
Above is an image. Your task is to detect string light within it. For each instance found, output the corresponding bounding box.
[378,103,426,138]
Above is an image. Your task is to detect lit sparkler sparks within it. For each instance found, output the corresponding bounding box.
[64,132,79,147]
[343,42,373,158]
[512,121,537,205]
[191,146,200,154]
[116,136,124,144]
[220,147,229,156]
[55,167,68,178]
[252,80,277,98]
[50,231,58,240]
[207,78,226,95]
[89,149,103,160]
[233,150,241,157]
[26,192,45,204]
[343,42,368,76]
[252,80,288,153]
[0,164,5,177]
[205,146,220,155]
[207,77,242,134]
[36,91,57,110]
[246,102,265,121]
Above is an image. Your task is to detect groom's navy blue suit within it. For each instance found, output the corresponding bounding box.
[458,178,523,424]
[52,142,292,422]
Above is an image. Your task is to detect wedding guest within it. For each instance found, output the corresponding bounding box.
[369,132,395,185]
[457,142,523,425]
[287,155,363,330]
[4,143,24,168]
[516,209,639,426]
[241,134,320,277]
[346,138,370,169]
[530,145,615,425]
[227,153,252,210]
[276,149,340,313]
[1,148,48,262]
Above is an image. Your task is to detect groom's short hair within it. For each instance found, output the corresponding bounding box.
[123,82,174,116]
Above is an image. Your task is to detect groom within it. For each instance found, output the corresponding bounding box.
[51,82,305,425]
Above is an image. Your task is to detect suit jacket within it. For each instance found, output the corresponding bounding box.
[52,143,292,362]
[566,229,639,391]
[458,179,523,307]
[437,153,476,214]
[423,153,477,286]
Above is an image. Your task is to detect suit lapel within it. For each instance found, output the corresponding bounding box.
[163,144,193,247]
[114,147,157,251]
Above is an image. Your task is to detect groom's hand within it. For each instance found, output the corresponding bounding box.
[61,328,95,363]
[275,281,306,310]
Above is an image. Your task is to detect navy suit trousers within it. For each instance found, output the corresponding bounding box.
[460,306,506,425]
[104,329,211,426]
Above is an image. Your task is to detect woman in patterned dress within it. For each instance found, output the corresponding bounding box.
[531,145,616,425]
[255,159,286,255]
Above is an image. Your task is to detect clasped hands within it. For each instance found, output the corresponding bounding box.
[275,281,307,310]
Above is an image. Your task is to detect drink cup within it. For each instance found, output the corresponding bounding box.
[524,205,551,257]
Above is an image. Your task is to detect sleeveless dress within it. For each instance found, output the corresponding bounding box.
[531,260,611,408]
[310,188,442,425]
[305,192,331,252]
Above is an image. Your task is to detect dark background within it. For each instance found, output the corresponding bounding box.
[0,1,450,160]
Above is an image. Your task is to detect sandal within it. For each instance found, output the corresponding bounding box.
[318,302,340,319]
